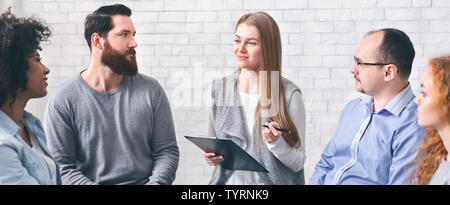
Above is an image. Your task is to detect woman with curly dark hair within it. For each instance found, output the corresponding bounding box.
[414,56,450,185]
[0,8,60,184]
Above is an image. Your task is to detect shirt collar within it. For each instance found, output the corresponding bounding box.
[0,109,20,135]
[385,83,415,116]
[360,83,415,117]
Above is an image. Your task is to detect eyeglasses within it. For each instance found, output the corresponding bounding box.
[353,56,392,71]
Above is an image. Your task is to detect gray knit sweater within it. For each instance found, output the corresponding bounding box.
[44,73,179,185]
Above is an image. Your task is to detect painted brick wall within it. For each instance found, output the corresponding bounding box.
[13,0,450,184]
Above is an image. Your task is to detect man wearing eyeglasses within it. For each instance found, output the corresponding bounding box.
[309,28,425,185]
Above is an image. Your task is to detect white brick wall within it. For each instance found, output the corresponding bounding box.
[16,0,450,185]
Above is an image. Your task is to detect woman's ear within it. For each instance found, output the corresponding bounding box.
[384,64,398,81]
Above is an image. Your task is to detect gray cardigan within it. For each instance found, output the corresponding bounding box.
[208,72,305,185]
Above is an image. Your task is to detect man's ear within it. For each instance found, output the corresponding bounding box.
[91,33,104,50]
[384,64,398,81]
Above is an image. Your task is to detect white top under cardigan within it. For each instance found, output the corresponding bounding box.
[224,91,306,185]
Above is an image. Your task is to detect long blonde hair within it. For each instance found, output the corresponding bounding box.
[414,56,450,185]
[236,12,301,148]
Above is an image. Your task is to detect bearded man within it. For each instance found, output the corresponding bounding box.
[44,4,179,185]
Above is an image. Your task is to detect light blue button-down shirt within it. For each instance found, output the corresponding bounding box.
[0,110,60,185]
[309,84,425,185]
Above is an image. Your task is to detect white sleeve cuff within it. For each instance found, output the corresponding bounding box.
[264,136,305,172]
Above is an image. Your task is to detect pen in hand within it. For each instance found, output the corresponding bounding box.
[261,125,291,134]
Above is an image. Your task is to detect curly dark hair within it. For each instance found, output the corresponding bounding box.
[0,8,51,107]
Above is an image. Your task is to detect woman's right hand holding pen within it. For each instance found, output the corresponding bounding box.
[262,121,282,143]
[203,152,224,166]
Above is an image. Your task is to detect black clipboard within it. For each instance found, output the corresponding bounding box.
[185,136,268,173]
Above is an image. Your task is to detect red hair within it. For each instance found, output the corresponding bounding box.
[414,56,450,185]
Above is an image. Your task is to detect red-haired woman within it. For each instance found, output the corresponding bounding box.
[414,56,450,185]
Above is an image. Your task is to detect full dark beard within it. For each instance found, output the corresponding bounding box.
[101,41,138,76]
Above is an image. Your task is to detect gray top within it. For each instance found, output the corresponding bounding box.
[429,158,450,185]
[208,72,305,185]
[44,73,179,185]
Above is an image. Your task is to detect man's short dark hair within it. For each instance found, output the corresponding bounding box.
[84,4,132,50]
[367,28,415,80]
